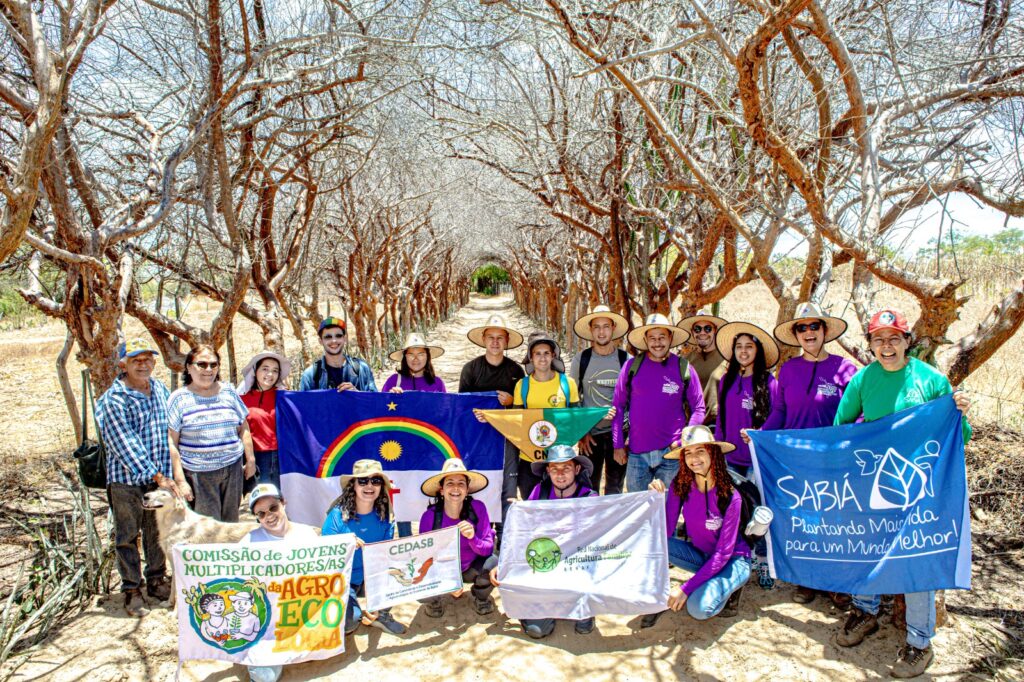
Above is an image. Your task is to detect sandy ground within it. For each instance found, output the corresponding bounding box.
[1,294,1022,681]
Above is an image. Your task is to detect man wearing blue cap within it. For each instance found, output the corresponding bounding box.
[299,317,376,391]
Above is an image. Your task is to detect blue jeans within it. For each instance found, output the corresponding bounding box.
[625,447,678,492]
[853,592,936,649]
[667,537,751,620]
[397,522,412,538]
[254,449,279,488]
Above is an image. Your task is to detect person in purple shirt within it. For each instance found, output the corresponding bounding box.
[642,425,751,628]
[612,314,706,493]
[382,333,447,393]
[417,459,496,618]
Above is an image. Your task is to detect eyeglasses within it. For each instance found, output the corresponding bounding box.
[256,503,281,520]
[870,336,905,348]
[191,361,219,370]
[322,333,345,341]
[692,324,715,334]
[356,476,385,487]
[794,322,823,333]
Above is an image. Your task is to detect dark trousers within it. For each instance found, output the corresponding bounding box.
[588,432,625,495]
[500,439,518,521]
[108,482,167,592]
[254,449,279,488]
[517,458,542,501]
[185,461,243,522]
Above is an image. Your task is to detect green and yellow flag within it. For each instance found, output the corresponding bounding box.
[479,407,609,462]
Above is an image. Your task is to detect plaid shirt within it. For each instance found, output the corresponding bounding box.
[97,377,171,485]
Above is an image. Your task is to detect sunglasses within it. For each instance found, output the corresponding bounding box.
[794,322,823,333]
[692,324,715,334]
[356,476,385,487]
[322,333,346,341]
[256,502,281,520]
[191,361,219,370]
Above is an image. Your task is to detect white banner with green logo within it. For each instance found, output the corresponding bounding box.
[363,526,463,611]
[497,491,670,619]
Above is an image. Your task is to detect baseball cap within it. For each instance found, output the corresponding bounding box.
[120,338,159,359]
[867,309,910,335]
[248,483,283,512]
[318,317,347,335]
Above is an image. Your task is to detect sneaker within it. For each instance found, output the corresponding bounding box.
[837,608,879,647]
[640,610,665,629]
[473,597,494,616]
[829,592,852,609]
[719,585,744,618]
[574,617,595,635]
[147,576,172,603]
[424,600,444,618]
[793,586,816,604]
[890,644,933,678]
[755,557,775,590]
[124,589,149,618]
[367,610,407,635]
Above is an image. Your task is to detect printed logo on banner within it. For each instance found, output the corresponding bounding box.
[529,421,558,447]
[388,557,434,586]
[183,578,271,653]
[525,537,562,572]
[856,441,938,510]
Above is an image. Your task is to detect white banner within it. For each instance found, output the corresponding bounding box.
[173,534,357,667]
[497,491,670,620]
[363,526,463,611]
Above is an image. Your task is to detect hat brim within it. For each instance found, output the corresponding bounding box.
[665,439,736,459]
[715,322,780,368]
[530,454,594,478]
[627,324,689,351]
[773,316,848,347]
[420,469,489,497]
[124,349,160,358]
[573,312,629,341]
[241,351,292,381]
[466,325,524,350]
[389,345,446,363]
[339,472,393,492]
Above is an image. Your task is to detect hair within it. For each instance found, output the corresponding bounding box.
[672,444,735,515]
[398,348,437,383]
[718,333,772,432]
[183,344,221,386]
[198,593,225,613]
[428,475,477,522]
[330,479,391,522]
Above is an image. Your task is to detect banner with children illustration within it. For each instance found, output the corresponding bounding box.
[173,534,357,666]
[748,395,972,596]
[497,491,669,619]
[363,526,463,611]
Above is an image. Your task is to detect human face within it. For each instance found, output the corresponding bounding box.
[683,444,712,478]
[691,322,716,351]
[733,335,758,370]
[319,327,347,356]
[530,343,554,373]
[547,461,580,489]
[795,320,825,357]
[870,331,909,371]
[255,359,280,391]
[253,497,288,537]
[405,347,428,375]
[644,328,672,360]
[187,350,219,389]
[589,318,615,347]
[206,597,225,616]
[354,475,384,504]
[441,475,469,505]
[121,352,156,387]
[232,597,253,616]
[483,328,509,356]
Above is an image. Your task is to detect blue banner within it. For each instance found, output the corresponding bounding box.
[276,390,503,526]
[748,395,971,595]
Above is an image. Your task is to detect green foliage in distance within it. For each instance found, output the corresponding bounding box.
[472,264,510,295]
[917,226,1024,259]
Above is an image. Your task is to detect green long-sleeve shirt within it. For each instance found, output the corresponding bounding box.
[833,357,972,442]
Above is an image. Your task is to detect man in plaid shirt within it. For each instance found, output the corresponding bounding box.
[98,339,181,617]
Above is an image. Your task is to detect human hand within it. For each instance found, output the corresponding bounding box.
[176,477,194,502]
[649,480,667,494]
[488,567,500,587]
[457,520,475,539]
[474,408,487,423]
[740,428,754,444]
[243,458,256,480]
[337,382,356,392]
[613,448,628,466]
[953,390,971,415]
[667,586,688,612]
[605,406,616,420]
[496,391,513,407]
[389,387,404,394]
[578,433,594,455]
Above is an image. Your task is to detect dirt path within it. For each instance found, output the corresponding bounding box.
[2,295,1017,682]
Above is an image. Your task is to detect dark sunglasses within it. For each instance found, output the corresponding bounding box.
[356,476,385,487]
[192,361,219,370]
[256,502,281,520]
[794,322,823,333]
[322,333,346,341]
[692,324,715,334]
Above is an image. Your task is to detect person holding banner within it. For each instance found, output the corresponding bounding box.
[238,351,292,488]
[832,309,971,678]
[418,460,497,617]
[321,460,408,636]
[642,426,751,628]
[299,317,377,392]
[382,333,447,393]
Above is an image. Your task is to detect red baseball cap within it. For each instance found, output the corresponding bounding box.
[867,309,910,335]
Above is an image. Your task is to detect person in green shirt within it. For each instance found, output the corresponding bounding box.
[833,308,971,679]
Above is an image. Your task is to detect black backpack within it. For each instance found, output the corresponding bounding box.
[576,347,629,386]
[727,469,763,549]
[429,497,479,531]
[538,474,594,499]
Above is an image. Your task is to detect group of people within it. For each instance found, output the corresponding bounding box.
[97,301,971,680]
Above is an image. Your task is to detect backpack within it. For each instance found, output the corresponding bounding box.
[430,497,479,531]
[520,372,572,408]
[312,356,358,389]
[577,347,629,386]
[623,354,692,434]
[727,469,763,549]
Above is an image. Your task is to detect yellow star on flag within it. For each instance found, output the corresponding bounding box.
[386,401,398,411]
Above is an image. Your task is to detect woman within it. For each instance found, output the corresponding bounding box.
[418,460,496,618]
[382,333,447,393]
[642,425,751,628]
[321,459,407,636]
[238,350,291,488]
[168,345,255,522]
[832,308,971,679]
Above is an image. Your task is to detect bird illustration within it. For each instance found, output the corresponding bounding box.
[387,557,434,586]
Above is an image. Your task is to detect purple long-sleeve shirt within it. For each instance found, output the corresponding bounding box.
[665,482,750,595]
[715,373,780,467]
[418,498,493,571]
[611,354,707,452]
[527,482,595,500]
[762,355,857,431]
[381,373,447,393]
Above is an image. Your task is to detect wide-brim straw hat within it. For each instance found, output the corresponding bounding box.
[420,459,489,497]
[389,332,445,363]
[339,459,393,491]
[529,444,594,478]
[573,305,629,341]
[773,302,848,347]
[715,321,780,368]
[665,425,736,459]
[466,314,524,349]
[627,313,689,351]
[679,310,728,333]
[237,350,291,394]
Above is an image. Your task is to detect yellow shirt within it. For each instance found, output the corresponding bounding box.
[512,373,579,461]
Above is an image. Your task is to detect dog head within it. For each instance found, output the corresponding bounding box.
[142,488,182,511]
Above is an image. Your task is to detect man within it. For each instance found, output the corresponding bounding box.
[299,317,376,391]
[681,310,729,427]
[459,314,525,521]
[570,305,630,494]
[98,339,181,617]
[612,314,706,492]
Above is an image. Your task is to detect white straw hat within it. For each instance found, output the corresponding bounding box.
[773,302,848,347]
[573,305,629,341]
[715,321,780,368]
[466,315,525,349]
[389,332,445,363]
[420,459,489,497]
[627,313,688,351]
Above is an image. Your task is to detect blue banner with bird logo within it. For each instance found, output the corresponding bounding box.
[748,395,971,595]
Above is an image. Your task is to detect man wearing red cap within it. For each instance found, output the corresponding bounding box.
[299,317,376,391]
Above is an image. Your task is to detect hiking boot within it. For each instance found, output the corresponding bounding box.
[147,576,172,603]
[424,599,444,618]
[829,592,852,609]
[366,610,407,635]
[719,585,744,618]
[837,608,879,647]
[574,617,595,635]
[640,610,666,629]
[890,644,933,678]
[793,586,816,604]
[755,557,775,590]
[473,597,494,616]
[124,589,149,618]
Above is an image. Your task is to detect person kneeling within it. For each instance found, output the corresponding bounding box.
[418,460,497,618]
[643,426,751,628]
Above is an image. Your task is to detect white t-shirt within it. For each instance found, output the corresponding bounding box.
[242,522,320,544]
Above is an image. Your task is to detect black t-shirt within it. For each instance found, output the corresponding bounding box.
[458,355,525,394]
[325,364,350,389]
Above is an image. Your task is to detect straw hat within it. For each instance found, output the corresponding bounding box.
[389,332,445,363]
[420,459,489,497]
[339,459,393,491]
[773,302,848,347]
[665,425,735,459]
[237,350,291,394]
[627,313,689,351]
[715,321,780,368]
[466,314,524,349]
[529,444,594,478]
[679,309,728,333]
[573,305,629,341]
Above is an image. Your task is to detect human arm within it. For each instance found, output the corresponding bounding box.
[357,360,377,392]
[610,359,630,450]
[512,379,525,407]
[684,365,706,426]
[567,376,580,408]
[681,492,743,596]
[832,370,864,426]
[298,366,314,391]
[761,368,786,431]
[466,501,495,556]
[382,374,401,393]
[238,421,256,479]
[167,429,193,501]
